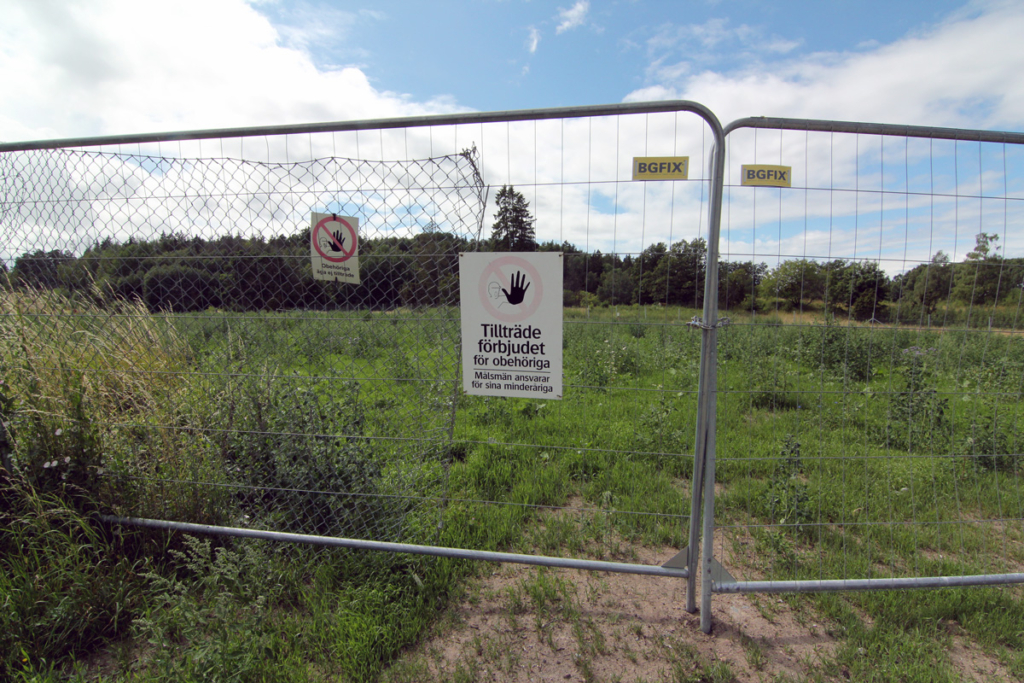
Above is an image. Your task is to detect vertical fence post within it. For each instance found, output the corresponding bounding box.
[698,136,726,633]
[684,120,727,623]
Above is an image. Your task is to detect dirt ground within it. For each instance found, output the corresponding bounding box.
[382,532,1015,683]
[382,543,842,683]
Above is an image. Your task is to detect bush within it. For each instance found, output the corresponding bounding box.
[800,317,873,382]
[143,265,221,312]
[877,347,950,454]
[737,294,762,313]
[209,375,412,540]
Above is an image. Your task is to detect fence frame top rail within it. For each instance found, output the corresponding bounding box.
[723,116,1024,144]
[0,101,723,152]
[699,114,1024,632]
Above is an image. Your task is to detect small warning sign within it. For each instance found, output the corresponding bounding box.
[460,252,563,399]
[311,212,360,284]
[741,165,792,188]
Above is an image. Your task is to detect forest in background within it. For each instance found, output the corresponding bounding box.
[5,184,1023,324]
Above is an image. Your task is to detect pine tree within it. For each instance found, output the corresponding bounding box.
[491,185,536,251]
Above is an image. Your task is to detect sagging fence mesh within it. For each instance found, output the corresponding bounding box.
[1,144,486,543]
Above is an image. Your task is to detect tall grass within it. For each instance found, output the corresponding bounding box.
[0,480,149,677]
[1,286,191,502]
[1,286,190,415]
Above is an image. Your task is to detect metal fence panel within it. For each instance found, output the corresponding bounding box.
[0,103,725,583]
[706,119,1024,615]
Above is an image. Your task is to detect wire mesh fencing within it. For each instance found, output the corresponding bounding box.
[1,139,485,544]
[0,103,723,576]
[708,119,1024,600]
[12,105,1024,633]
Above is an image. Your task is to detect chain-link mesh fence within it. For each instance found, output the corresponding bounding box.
[710,120,1024,596]
[1,141,486,543]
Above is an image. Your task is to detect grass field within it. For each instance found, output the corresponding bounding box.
[3,287,1024,681]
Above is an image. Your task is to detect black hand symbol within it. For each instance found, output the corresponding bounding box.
[501,271,530,305]
[328,229,346,252]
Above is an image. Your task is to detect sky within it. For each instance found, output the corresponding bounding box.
[3,0,1024,270]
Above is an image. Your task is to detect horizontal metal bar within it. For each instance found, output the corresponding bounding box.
[0,100,719,153]
[715,573,1024,594]
[100,515,689,579]
[723,116,1024,145]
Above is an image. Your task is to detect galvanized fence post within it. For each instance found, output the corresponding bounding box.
[686,132,727,631]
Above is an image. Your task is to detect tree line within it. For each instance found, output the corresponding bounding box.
[6,186,1023,319]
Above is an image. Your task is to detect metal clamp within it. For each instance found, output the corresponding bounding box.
[686,316,731,330]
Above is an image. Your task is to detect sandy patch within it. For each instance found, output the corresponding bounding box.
[384,542,839,683]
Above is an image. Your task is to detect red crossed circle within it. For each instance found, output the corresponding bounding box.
[313,216,358,263]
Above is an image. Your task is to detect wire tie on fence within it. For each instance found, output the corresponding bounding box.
[686,316,730,330]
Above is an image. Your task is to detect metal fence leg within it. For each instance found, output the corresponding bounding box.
[684,419,705,613]
[698,138,726,632]
[699,341,719,634]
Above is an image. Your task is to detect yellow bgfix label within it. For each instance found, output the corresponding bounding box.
[632,157,689,180]
[741,165,792,187]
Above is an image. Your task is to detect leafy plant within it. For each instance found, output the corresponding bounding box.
[801,316,874,382]
[746,354,797,411]
[133,535,284,682]
[958,393,1019,472]
[210,373,414,540]
[636,396,689,462]
[757,436,812,529]
[881,346,951,454]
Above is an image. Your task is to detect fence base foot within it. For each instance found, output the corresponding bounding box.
[661,547,690,570]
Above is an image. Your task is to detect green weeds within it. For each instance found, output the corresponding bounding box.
[0,483,148,678]
[6,296,1024,680]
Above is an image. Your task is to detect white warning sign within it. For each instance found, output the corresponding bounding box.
[460,252,563,399]
[310,212,360,284]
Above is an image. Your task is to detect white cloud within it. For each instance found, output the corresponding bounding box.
[555,0,589,35]
[527,26,541,54]
[0,0,465,143]
[763,37,801,54]
[624,1,1024,271]
[627,1,1024,131]
[269,4,383,59]
[646,18,798,57]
